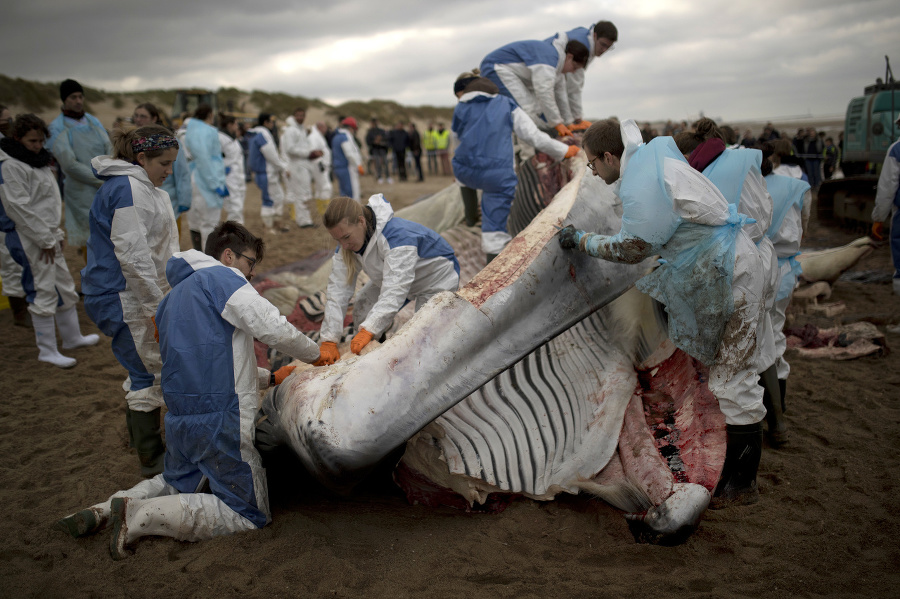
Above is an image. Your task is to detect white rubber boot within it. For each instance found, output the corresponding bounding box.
[33,314,76,368]
[109,495,186,560]
[56,306,100,350]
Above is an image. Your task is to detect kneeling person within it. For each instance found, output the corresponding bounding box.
[55,221,320,558]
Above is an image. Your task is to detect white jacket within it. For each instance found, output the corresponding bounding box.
[0,149,65,249]
[218,130,246,193]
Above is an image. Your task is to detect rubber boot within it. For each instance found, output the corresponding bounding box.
[759,365,788,447]
[190,229,203,251]
[55,507,105,538]
[33,314,77,368]
[486,253,497,264]
[129,408,165,478]
[779,378,787,414]
[125,406,135,448]
[316,198,330,216]
[56,305,100,350]
[709,422,763,509]
[9,296,31,328]
[109,495,186,560]
[460,186,479,227]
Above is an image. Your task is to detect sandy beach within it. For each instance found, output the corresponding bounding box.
[1,170,899,598]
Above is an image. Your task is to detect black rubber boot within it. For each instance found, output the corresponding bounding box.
[460,186,479,227]
[485,253,498,264]
[760,365,788,447]
[129,408,165,478]
[125,406,134,448]
[779,378,787,414]
[9,296,31,328]
[710,422,763,509]
[190,229,203,251]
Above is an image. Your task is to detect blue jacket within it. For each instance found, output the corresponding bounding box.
[452,94,519,191]
[184,118,227,208]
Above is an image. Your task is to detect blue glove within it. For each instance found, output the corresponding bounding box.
[215,186,230,198]
[558,225,583,250]
[225,167,232,175]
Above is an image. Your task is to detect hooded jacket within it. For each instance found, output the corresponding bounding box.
[320,194,460,342]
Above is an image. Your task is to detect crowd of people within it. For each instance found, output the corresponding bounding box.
[1,15,897,561]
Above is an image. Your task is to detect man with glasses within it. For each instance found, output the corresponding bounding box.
[55,221,320,558]
[559,119,768,510]
[545,20,618,132]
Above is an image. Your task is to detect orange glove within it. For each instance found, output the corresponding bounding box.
[357,165,365,176]
[872,222,885,241]
[569,120,592,131]
[350,327,374,354]
[151,316,159,343]
[273,365,296,385]
[564,145,580,159]
[555,124,574,138]
[313,341,340,366]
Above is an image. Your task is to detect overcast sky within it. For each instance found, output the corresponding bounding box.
[3,0,899,123]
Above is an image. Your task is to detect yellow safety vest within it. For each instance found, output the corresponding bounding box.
[434,130,450,150]
[423,130,437,151]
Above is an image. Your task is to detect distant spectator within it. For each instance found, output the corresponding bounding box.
[408,122,424,182]
[331,117,363,201]
[822,137,839,180]
[758,122,780,144]
[802,128,823,188]
[423,123,438,174]
[365,118,390,184]
[389,122,410,182]
[740,129,757,148]
[47,78,113,259]
[434,122,451,176]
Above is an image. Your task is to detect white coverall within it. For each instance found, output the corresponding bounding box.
[0,148,78,317]
[319,194,460,343]
[218,130,247,224]
[280,116,315,226]
[307,125,333,201]
[569,120,765,426]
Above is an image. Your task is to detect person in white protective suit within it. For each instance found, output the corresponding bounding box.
[760,142,811,442]
[871,114,900,296]
[55,221,320,559]
[544,20,618,133]
[308,121,333,215]
[331,117,364,202]
[280,107,319,228]
[314,194,460,366]
[184,104,228,251]
[0,103,30,328]
[46,79,112,257]
[0,114,99,367]
[248,113,290,230]
[81,125,180,478]
[133,102,193,220]
[674,119,783,447]
[479,37,589,136]
[218,115,247,224]
[558,119,767,508]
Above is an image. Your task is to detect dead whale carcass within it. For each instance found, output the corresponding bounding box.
[259,155,721,543]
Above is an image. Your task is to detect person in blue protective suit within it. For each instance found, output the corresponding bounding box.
[184,104,228,251]
[81,125,180,477]
[759,142,811,441]
[0,114,99,368]
[675,118,783,447]
[479,38,589,137]
[871,114,900,296]
[558,119,767,508]
[451,72,579,261]
[544,20,618,132]
[218,115,247,224]
[47,79,112,258]
[331,117,364,202]
[248,113,290,230]
[314,194,460,365]
[55,221,320,559]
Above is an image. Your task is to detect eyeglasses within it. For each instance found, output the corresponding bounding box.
[587,155,602,173]
[596,40,615,53]
[235,251,257,271]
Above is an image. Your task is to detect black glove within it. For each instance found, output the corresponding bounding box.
[558,225,580,250]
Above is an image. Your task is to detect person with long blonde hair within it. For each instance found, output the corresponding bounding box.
[315,194,459,365]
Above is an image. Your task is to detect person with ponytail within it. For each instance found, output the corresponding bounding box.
[81,124,180,478]
[451,70,579,262]
[315,195,459,365]
[0,114,99,367]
